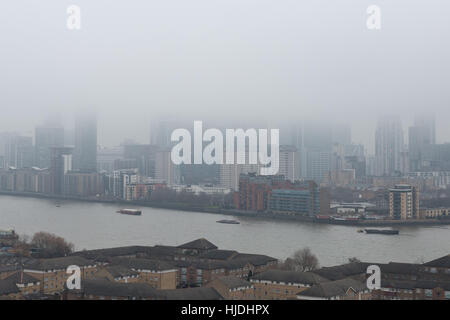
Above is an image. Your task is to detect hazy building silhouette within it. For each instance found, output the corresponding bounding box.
[35,126,64,168]
[50,147,73,195]
[73,114,97,172]
[409,114,436,172]
[375,116,404,176]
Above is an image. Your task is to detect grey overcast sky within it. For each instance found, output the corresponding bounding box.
[1,0,449,152]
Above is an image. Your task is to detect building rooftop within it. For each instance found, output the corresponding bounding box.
[103,265,139,278]
[199,250,238,261]
[4,271,40,285]
[111,258,176,272]
[252,270,327,285]
[212,276,252,290]
[76,279,160,299]
[25,256,95,271]
[161,287,223,300]
[177,238,218,251]
[0,278,20,296]
[297,278,367,299]
[423,254,450,268]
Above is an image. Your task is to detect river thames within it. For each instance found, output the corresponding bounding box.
[0,195,448,266]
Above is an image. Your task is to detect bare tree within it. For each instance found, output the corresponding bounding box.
[12,234,32,257]
[281,247,319,272]
[348,257,361,263]
[31,232,74,258]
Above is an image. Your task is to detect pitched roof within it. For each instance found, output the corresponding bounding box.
[199,250,238,260]
[423,255,450,268]
[161,287,223,300]
[177,238,218,251]
[252,270,327,285]
[4,271,40,285]
[231,253,277,266]
[78,279,161,299]
[213,276,252,290]
[103,265,139,278]
[297,278,367,298]
[0,278,20,295]
[312,262,366,281]
[381,278,450,291]
[111,258,176,272]
[72,246,146,260]
[25,256,95,271]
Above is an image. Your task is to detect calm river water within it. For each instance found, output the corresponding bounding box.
[0,195,448,266]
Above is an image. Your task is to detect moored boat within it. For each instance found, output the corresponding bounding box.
[117,209,142,216]
[216,219,240,225]
[364,229,399,235]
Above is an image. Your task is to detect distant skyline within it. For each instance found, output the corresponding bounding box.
[1,1,449,153]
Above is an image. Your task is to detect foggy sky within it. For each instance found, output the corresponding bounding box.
[1,0,449,153]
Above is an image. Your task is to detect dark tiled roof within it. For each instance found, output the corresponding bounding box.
[177,238,218,251]
[376,262,422,275]
[0,278,20,295]
[252,270,327,285]
[25,256,95,271]
[423,255,450,268]
[73,246,146,260]
[103,265,139,278]
[78,279,161,299]
[111,258,176,272]
[0,264,19,273]
[191,260,228,270]
[199,250,238,260]
[231,253,277,266]
[297,278,367,298]
[161,287,223,300]
[312,262,367,281]
[4,271,40,285]
[381,278,450,291]
[214,276,252,290]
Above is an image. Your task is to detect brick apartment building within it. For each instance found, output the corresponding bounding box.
[234,173,327,216]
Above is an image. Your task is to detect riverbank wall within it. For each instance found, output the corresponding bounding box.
[1,191,449,227]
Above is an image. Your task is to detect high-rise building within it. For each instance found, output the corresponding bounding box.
[97,146,124,173]
[150,119,185,148]
[0,133,34,169]
[409,114,436,172]
[155,149,180,185]
[375,116,404,176]
[73,114,97,172]
[278,145,298,182]
[301,124,332,183]
[35,126,64,168]
[389,184,419,220]
[50,147,73,195]
[123,144,159,177]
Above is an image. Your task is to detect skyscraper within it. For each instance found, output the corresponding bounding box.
[301,124,332,183]
[155,149,180,185]
[375,116,404,176]
[278,145,298,182]
[408,114,436,172]
[73,113,97,172]
[35,126,64,168]
[0,133,34,169]
[50,147,73,195]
